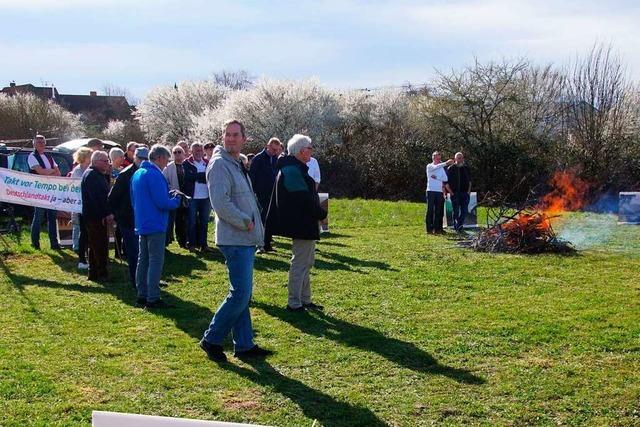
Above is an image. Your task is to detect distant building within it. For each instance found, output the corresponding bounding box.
[1,81,132,125]
[1,82,59,100]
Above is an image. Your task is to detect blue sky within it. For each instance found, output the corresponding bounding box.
[1,0,639,101]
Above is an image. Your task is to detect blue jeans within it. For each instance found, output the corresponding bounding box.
[203,245,256,352]
[451,192,470,230]
[120,226,139,286]
[71,213,80,252]
[188,198,211,248]
[31,207,59,248]
[136,232,166,303]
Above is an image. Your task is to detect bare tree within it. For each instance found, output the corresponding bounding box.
[414,58,565,199]
[562,43,634,188]
[211,70,255,91]
[102,83,139,106]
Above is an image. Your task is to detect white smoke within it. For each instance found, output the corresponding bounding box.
[554,212,639,252]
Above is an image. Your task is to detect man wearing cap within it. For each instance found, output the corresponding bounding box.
[82,151,114,281]
[131,144,181,309]
[108,146,147,287]
[28,134,61,250]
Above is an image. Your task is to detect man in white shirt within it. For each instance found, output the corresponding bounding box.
[185,142,212,251]
[28,135,61,249]
[306,156,321,190]
[425,151,453,234]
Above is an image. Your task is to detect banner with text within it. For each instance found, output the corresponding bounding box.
[0,168,82,213]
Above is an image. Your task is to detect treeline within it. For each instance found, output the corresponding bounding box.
[135,45,640,201]
[3,45,639,201]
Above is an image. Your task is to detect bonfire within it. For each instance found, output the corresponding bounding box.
[463,171,589,254]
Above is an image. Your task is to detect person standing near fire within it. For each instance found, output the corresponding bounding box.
[425,151,453,234]
[446,152,472,231]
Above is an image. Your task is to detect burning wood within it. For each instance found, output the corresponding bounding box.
[461,171,589,254]
[461,209,575,254]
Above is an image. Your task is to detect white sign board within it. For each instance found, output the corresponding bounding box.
[319,192,329,232]
[0,168,82,213]
[92,411,270,427]
[618,192,640,224]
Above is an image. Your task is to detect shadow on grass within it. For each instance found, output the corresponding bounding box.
[266,238,397,274]
[221,359,387,427]
[315,251,398,273]
[0,254,216,342]
[164,250,211,280]
[255,302,485,385]
[253,254,291,272]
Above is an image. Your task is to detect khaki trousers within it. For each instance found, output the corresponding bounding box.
[287,239,316,309]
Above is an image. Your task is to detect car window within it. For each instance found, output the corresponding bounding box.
[11,152,73,177]
[12,153,30,173]
[52,153,72,176]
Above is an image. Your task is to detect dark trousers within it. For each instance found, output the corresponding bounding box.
[167,207,188,247]
[114,226,124,259]
[259,196,273,249]
[451,192,470,230]
[426,191,445,233]
[188,198,211,248]
[86,218,109,280]
[78,214,88,264]
[119,225,138,286]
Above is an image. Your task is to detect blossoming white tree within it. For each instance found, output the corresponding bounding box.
[136,80,227,144]
[192,79,342,153]
[0,93,84,141]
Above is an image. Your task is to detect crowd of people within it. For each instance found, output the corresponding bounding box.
[23,128,470,362]
[25,121,328,361]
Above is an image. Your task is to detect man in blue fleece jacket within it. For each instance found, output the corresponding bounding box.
[131,144,181,309]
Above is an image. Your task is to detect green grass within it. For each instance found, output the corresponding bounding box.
[1,199,639,426]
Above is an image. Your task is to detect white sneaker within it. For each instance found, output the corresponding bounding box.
[77,262,89,270]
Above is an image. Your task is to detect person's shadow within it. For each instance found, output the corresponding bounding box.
[254,302,485,385]
[221,359,388,427]
[0,255,216,342]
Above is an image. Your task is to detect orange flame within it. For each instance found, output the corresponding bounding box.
[497,171,590,238]
[538,171,591,214]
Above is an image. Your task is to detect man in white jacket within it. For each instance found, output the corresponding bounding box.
[425,151,453,234]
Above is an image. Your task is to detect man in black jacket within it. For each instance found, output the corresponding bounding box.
[108,147,147,286]
[184,142,211,251]
[266,134,327,312]
[249,137,282,252]
[446,152,472,231]
[81,151,114,281]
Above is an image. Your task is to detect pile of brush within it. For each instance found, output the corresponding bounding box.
[460,209,575,254]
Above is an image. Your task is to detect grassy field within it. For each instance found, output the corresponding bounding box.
[0,199,639,426]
